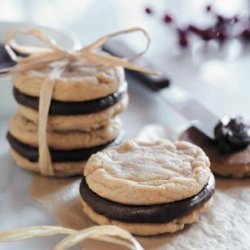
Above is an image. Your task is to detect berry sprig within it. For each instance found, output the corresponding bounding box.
[145,5,250,48]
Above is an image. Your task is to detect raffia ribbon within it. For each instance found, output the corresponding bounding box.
[0,225,144,250]
[4,27,159,176]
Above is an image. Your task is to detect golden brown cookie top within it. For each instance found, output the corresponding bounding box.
[84,139,211,205]
[12,63,125,102]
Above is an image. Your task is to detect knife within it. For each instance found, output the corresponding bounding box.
[0,43,31,76]
[0,44,16,76]
[103,41,219,140]
[103,40,170,91]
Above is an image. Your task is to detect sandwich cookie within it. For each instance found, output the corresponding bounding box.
[12,64,128,131]
[12,64,125,101]
[181,127,250,178]
[80,140,215,235]
[7,112,123,177]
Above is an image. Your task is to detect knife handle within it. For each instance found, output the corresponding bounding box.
[0,44,16,70]
[0,44,29,74]
[126,68,170,92]
[103,42,170,92]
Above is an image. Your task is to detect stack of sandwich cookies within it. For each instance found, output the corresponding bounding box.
[7,64,128,176]
[80,140,215,236]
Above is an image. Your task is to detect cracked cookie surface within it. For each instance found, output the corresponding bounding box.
[84,139,211,205]
[12,64,125,101]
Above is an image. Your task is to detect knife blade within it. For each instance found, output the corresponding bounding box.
[160,85,218,139]
[103,40,219,140]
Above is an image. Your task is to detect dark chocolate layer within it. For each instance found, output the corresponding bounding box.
[13,81,127,115]
[7,132,122,163]
[80,174,215,224]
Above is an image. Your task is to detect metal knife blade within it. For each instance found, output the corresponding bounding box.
[103,40,219,140]
[160,85,218,139]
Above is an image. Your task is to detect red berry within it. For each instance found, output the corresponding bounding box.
[234,16,239,23]
[163,14,173,24]
[242,28,250,40]
[206,5,212,12]
[145,7,153,15]
[217,15,224,24]
[178,30,188,47]
[217,31,227,42]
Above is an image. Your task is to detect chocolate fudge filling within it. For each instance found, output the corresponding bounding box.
[80,174,215,224]
[7,132,123,163]
[214,116,250,154]
[13,81,127,115]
